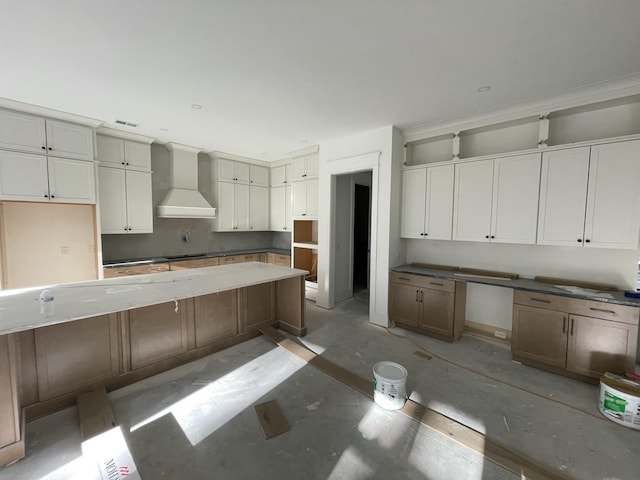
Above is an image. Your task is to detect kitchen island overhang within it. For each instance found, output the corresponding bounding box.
[0,262,307,467]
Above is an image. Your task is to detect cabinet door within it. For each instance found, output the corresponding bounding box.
[305,155,319,178]
[512,305,567,368]
[234,162,250,184]
[389,282,420,327]
[305,179,319,217]
[0,108,46,153]
[45,119,94,161]
[96,135,125,168]
[425,164,454,240]
[270,185,285,231]
[124,141,151,171]
[292,157,307,181]
[34,314,120,400]
[271,164,291,186]
[0,150,49,201]
[419,288,455,337]
[235,183,251,229]
[567,314,638,378]
[194,290,238,347]
[400,168,427,239]
[250,185,269,230]
[241,282,275,331]
[129,301,189,370]
[216,181,235,230]
[0,335,20,450]
[491,153,541,244]
[537,147,590,246]
[292,181,307,216]
[125,170,153,233]
[249,165,269,187]
[47,157,96,204]
[217,159,236,182]
[98,166,128,233]
[452,159,494,241]
[583,140,640,249]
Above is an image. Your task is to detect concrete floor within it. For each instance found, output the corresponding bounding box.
[2,293,639,480]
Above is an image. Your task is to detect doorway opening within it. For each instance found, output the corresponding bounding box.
[333,171,372,305]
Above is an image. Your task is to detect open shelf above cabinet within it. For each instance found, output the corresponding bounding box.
[404,134,454,167]
[458,116,539,159]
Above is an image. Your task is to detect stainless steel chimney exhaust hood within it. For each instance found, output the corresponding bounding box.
[157,143,217,219]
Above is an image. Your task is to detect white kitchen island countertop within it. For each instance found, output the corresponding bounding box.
[0,262,307,336]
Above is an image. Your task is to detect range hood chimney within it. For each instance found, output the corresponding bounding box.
[157,143,217,219]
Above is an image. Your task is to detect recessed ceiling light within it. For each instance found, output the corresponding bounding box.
[477,86,491,93]
[191,104,202,109]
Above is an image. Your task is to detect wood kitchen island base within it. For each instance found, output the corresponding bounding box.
[0,263,307,466]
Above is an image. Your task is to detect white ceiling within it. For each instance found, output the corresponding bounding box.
[1,1,640,160]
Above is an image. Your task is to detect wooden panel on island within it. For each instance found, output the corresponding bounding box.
[194,290,239,348]
[241,282,276,332]
[34,314,120,400]
[129,300,190,370]
[0,334,22,466]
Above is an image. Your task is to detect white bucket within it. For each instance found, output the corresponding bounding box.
[373,361,407,410]
[598,373,640,430]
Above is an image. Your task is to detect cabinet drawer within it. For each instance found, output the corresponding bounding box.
[390,272,455,292]
[169,258,220,270]
[514,290,639,325]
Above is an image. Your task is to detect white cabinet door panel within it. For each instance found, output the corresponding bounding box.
[98,167,128,233]
[305,179,318,217]
[584,140,640,249]
[216,182,235,230]
[305,155,319,178]
[491,153,541,244]
[47,157,96,204]
[270,186,286,231]
[453,160,493,242]
[235,183,250,230]
[400,168,427,239]
[249,165,269,187]
[270,165,291,186]
[45,120,94,161]
[537,147,590,246]
[125,170,153,233]
[217,159,236,182]
[250,186,269,230]
[0,150,49,201]
[425,164,454,240]
[0,109,46,153]
[124,141,152,171]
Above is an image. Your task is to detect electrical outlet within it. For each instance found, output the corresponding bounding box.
[494,330,507,339]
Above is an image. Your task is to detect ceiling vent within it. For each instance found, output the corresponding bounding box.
[114,119,139,128]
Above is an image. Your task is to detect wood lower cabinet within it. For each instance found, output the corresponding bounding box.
[194,290,239,347]
[267,252,291,267]
[169,258,220,270]
[34,314,120,400]
[389,272,466,342]
[103,262,170,278]
[241,282,275,332]
[0,334,22,466]
[512,291,638,380]
[129,301,189,370]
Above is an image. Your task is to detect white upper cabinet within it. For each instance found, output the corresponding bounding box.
[453,160,494,242]
[292,154,318,181]
[249,165,269,187]
[292,179,318,217]
[538,141,640,249]
[584,141,640,249]
[270,185,292,231]
[490,153,541,244]
[537,147,590,247]
[217,158,250,184]
[271,164,292,186]
[250,186,270,230]
[99,167,152,234]
[453,153,541,243]
[0,150,95,204]
[97,135,151,171]
[401,165,454,240]
[0,109,94,161]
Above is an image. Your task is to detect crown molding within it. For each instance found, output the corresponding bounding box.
[96,126,156,144]
[0,97,103,128]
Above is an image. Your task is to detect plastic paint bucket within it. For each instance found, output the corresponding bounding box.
[598,372,640,430]
[373,361,407,410]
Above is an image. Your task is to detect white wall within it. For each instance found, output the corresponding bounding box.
[318,125,404,327]
[407,239,639,329]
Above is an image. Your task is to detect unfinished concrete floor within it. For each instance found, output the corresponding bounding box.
[2,293,639,480]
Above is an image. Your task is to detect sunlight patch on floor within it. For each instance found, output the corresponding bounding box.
[129,347,305,445]
[327,445,374,480]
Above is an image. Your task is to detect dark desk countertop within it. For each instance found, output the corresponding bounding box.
[104,248,292,268]
[391,264,640,308]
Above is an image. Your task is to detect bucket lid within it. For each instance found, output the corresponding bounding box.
[373,361,407,381]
